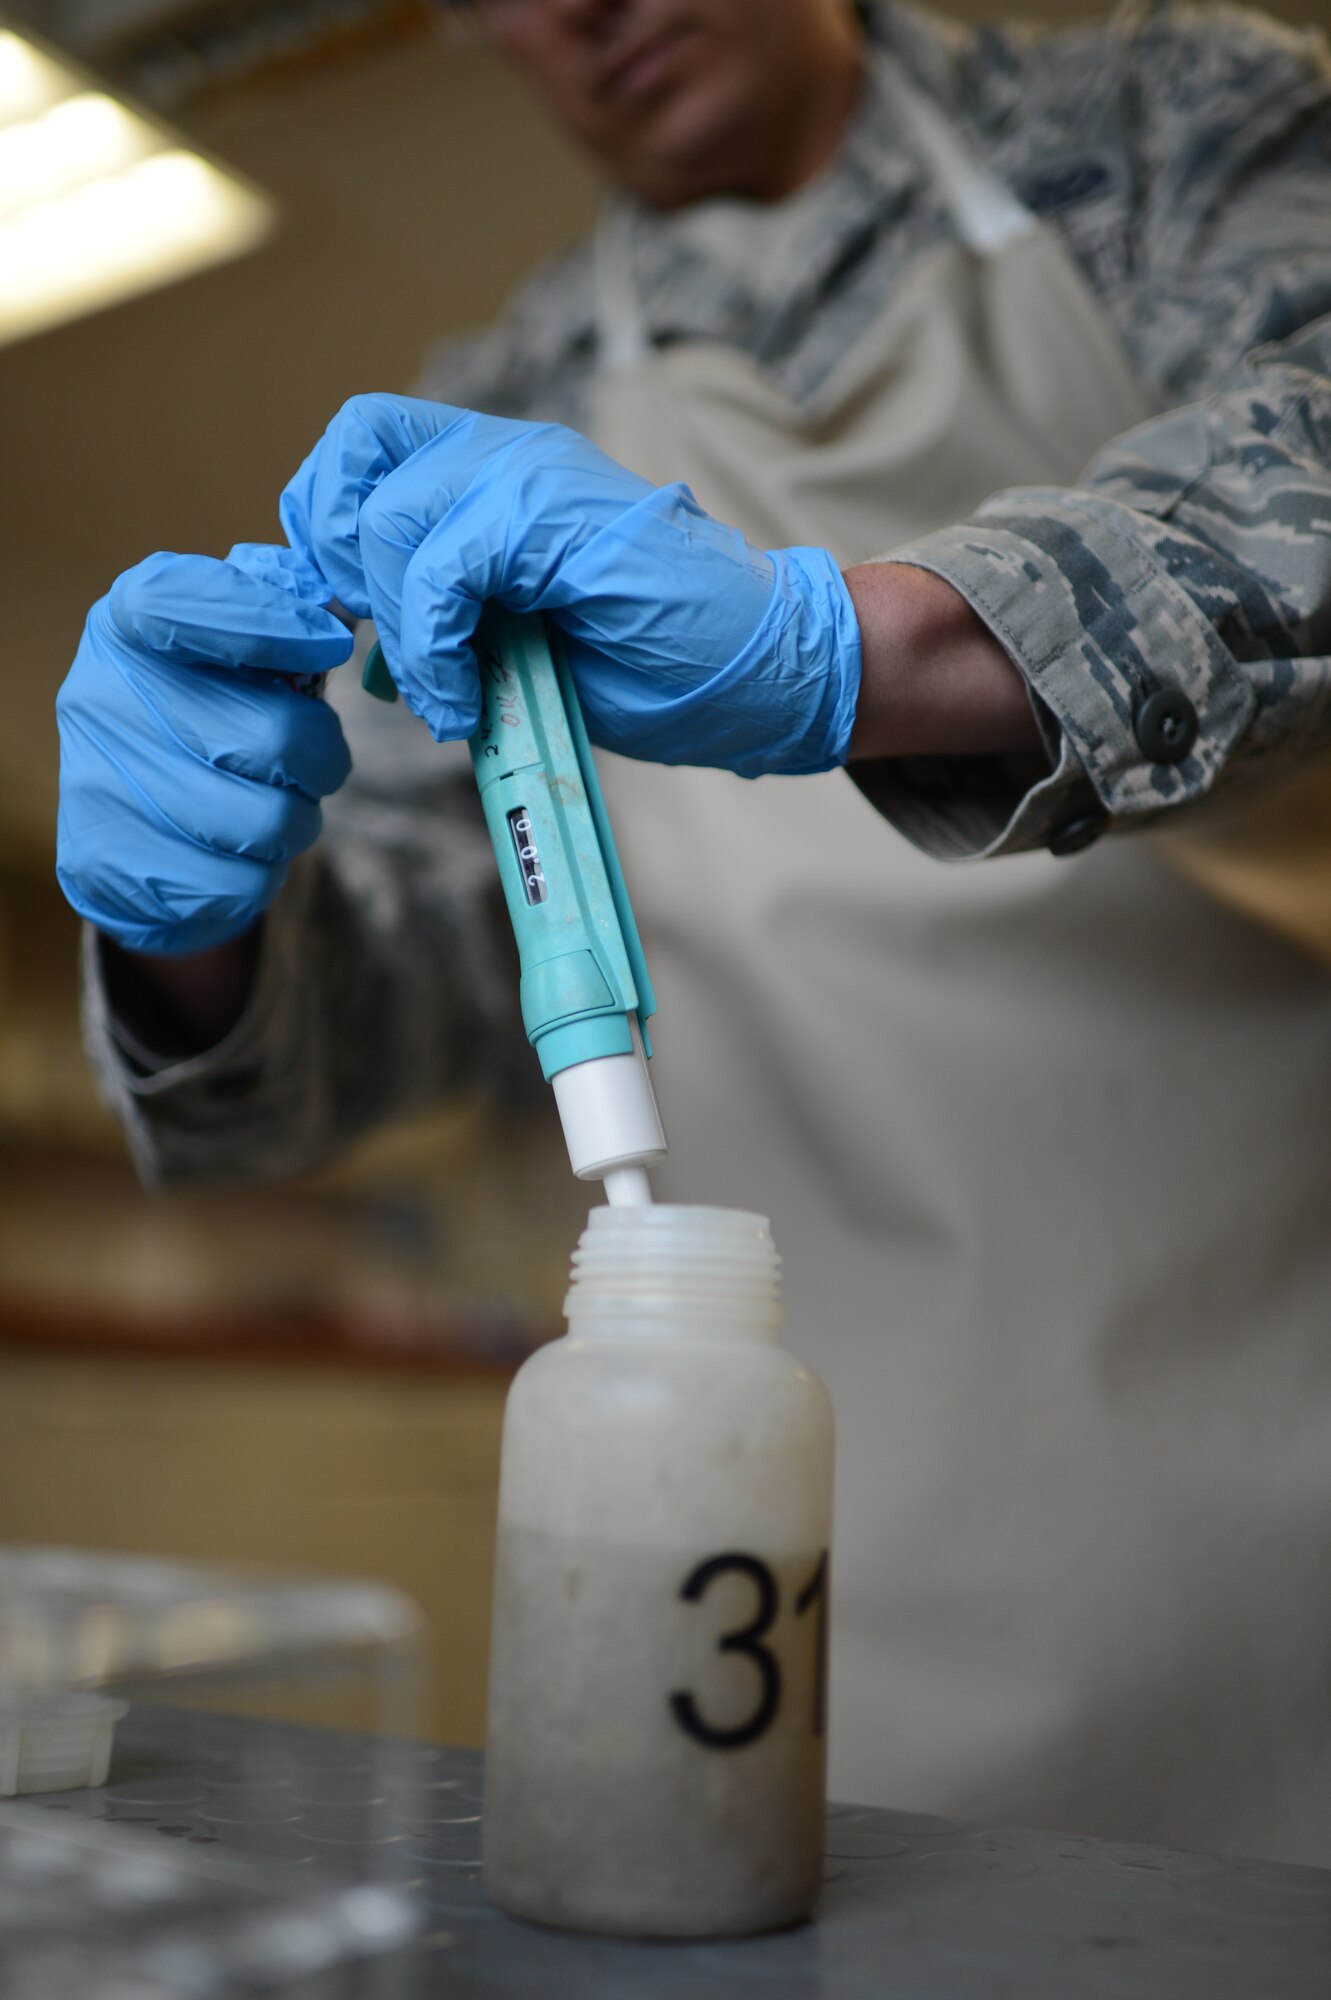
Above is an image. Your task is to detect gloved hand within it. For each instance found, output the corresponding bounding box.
[56,548,354,955]
[280,393,862,777]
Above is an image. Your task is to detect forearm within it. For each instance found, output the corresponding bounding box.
[844,307,1331,862]
[844,562,1040,763]
[103,927,263,1059]
[839,11,1331,861]
[84,787,531,1189]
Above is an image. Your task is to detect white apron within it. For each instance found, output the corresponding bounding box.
[586,58,1331,1866]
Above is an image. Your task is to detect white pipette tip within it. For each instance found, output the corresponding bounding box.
[551,1028,666,1200]
[603,1166,654,1207]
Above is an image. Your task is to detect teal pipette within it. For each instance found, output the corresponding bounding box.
[363,611,667,1206]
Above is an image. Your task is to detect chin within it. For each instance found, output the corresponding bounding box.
[609,65,768,207]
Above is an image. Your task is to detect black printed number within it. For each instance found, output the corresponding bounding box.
[669,1555,780,1751]
[669,1550,829,1752]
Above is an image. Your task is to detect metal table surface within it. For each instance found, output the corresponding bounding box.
[11,1706,1331,1999]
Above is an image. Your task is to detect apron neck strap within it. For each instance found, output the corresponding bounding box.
[594,49,1037,367]
[874,53,1034,253]
[593,198,652,371]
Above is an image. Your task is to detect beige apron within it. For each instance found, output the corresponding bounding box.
[586,57,1331,1866]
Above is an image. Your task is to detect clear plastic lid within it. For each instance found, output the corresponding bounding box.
[0,1548,421,1695]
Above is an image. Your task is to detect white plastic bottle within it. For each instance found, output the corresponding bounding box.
[483,1204,834,1939]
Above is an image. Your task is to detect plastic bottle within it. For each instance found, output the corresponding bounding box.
[483,1204,834,1939]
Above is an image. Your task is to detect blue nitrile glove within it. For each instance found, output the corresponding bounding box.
[56,548,354,955]
[280,393,861,778]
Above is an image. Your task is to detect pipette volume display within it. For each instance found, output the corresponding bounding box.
[506,808,548,905]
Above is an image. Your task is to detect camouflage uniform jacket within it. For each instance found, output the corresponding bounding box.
[85,0,1331,1185]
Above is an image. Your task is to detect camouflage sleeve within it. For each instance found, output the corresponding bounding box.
[80,612,532,1190]
[855,3,1331,859]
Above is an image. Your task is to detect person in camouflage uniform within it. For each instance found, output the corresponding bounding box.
[59,0,1331,1861]
[79,0,1331,1170]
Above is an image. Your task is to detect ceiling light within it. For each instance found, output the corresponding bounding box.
[0,29,68,123]
[0,22,274,348]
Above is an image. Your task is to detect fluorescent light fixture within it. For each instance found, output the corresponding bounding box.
[0,29,68,123]
[0,23,274,348]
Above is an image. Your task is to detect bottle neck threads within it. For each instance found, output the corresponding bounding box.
[564,1205,782,1341]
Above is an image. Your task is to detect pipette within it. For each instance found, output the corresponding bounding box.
[363,611,666,1207]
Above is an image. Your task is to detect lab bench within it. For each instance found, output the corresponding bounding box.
[4,1704,1328,1999]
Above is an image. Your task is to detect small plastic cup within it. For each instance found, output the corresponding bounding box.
[0,1693,128,1796]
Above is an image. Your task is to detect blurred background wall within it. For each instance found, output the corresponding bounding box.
[1,0,1328,1745]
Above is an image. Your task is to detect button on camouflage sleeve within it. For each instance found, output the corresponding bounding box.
[859,10,1331,859]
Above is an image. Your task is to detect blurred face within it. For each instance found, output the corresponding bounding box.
[467,0,865,208]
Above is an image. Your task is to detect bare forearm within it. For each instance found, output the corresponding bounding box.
[844,562,1040,762]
